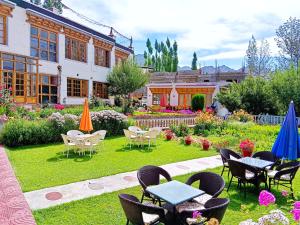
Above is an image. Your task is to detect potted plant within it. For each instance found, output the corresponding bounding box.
[239,139,254,157]
[201,139,211,150]
[185,135,193,145]
[165,130,173,141]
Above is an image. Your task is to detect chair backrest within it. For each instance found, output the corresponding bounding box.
[276,161,300,180]
[252,151,276,162]
[92,130,107,140]
[124,129,135,139]
[186,172,225,197]
[87,134,101,145]
[67,130,83,137]
[149,127,162,134]
[61,134,69,145]
[137,165,172,191]
[202,198,230,223]
[227,159,247,180]
[129,126,142,133]
[119,194,144,225]
[220,149,241,164]
[143,130,157,139]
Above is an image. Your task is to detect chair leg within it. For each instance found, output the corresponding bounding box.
[221,166,225,176]
[227,175,233,192]
[243,182,246,198]
[126,219,129,225]
[141,193,144,203]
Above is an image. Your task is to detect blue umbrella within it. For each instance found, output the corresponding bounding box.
[272,101,300,160]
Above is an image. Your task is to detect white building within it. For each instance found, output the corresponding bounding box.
[0,0,133,105]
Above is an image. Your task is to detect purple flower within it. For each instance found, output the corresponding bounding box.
[291,209,300,221]
[192,211,201,219]
[258,190,276,207]
[294,201,300,209]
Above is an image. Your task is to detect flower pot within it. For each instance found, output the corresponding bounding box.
[166,135,172,141]
[185,140,192,145]
[241,149,252,157]
[202,143,210,150]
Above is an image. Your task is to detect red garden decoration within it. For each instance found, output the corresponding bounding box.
[184,136,193,145]
[201,139,211,150]
[239,139,255,157]
[165,130,173,141]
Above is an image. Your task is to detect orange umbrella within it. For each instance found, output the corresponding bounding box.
[183,94,187,109]
[79,98,93,132]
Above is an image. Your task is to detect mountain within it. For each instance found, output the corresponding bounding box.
[178,66,191,71]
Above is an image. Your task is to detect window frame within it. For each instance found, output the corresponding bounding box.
[67,77,88,97]
[94,46,110,68]
[39,74,58,104]
[93,81,108,99]
[30,26,58,62]
[0,15,7,45]
[65,37,87,63]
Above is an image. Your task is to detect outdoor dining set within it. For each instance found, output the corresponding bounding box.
[220,149,300,197]
[119,165,229,225]
[61,130,106,157]
[123,126,162,149]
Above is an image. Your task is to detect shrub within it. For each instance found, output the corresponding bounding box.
[90,110,129,136]
[191,94,205,111]
[0,119,54,147]
[194,112,225,135]
[170,123,190,137]
[229,109,253,122]
[48,112,79,136]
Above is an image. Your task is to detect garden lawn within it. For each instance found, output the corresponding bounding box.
[7,136,217,192]
[33,167,300,225]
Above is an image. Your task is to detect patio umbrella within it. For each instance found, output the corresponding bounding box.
[160,94,167,107]
[79,98,93,133]
[272,101,300,160]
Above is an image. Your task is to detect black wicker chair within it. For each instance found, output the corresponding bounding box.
[137,165,172,204]
[268,161,300,197]
[220,149,242,177]
[185,172,225,205]
[227,159,267,197]
[252,151,277,162]
[180,198,230,225]
[119,193,169,225]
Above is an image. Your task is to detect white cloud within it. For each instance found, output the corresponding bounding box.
[62,0,300,66]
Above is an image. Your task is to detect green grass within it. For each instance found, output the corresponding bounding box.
[7,137,217,192]
[33,167,300,225]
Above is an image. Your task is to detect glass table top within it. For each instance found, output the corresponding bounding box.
[146,180,204,206]
[237,157,274,169]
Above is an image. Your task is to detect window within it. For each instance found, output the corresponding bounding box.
[67,78,88,97]
[65,37,87,62]
[39,74,58,104]
[93,81,108,98]
[0,15,7,45]
[0,52,39,103]
[94,47,110,67]
[30,26,57,62]
[152,94,170,105]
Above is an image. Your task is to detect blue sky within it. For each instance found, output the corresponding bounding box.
[62,0,300,69]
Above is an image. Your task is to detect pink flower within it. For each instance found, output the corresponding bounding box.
[8,87,12,91]
[258,190,276,206]
[192,211,201,219]
[294,201,300,209]
[291,209,300,221]
[281,190,289,197]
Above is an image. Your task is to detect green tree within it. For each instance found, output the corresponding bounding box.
[217,77,279,115]
[192,52,198,70]
[107,59,149,112]
[270,66,300,114]
[246,35,258,75]
[191,94,204,111]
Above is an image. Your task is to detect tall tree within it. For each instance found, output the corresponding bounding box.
[246,35,258,75]
[42,0,63,14]
[191,52,198,70]
[275,17,300,72]
[257,39,272,77]
[172,41,178,72]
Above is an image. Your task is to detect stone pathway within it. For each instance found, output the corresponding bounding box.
[0,146,36,225]
[24,155,222,210]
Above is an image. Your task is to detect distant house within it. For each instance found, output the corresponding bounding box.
[0,0,133,105]
[146,69,246,108]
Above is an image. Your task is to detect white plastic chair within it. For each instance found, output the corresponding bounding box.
[128,126,142,133]
[92,130,107,140]
[140,130,158,149]
[124,129,138,149]
[61,134,76,157]
[67,130,84,137]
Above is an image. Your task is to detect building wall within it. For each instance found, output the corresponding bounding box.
[0,3,132,105]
